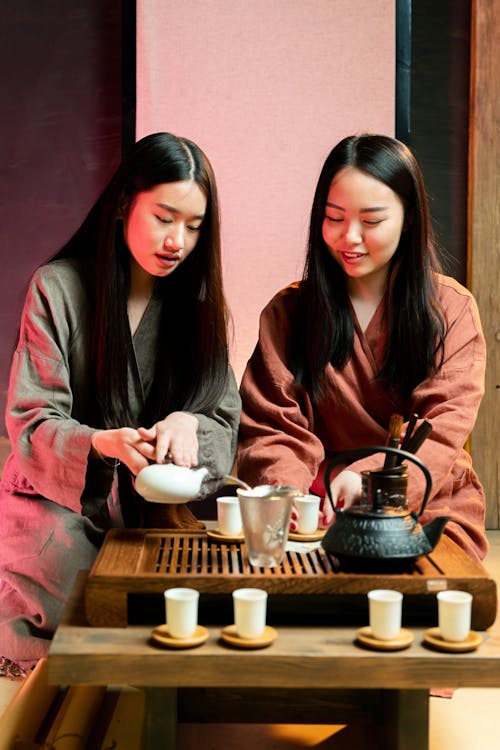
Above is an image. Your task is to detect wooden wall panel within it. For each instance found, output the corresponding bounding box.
[468,0,500,527]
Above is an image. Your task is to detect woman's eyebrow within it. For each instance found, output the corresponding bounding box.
[325,201,387,213]
[156,202,205,220]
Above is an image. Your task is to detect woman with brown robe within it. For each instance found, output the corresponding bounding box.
[237,134,487,564]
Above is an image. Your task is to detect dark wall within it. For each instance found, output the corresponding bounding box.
[409,0,471,283]
[0,1,124,435]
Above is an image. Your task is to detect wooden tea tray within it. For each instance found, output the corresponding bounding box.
[84,529,497,629]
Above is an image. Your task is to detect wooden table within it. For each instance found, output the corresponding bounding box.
[48,570,500,750]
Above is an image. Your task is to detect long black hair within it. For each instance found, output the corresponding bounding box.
[294,133,445,401]
[51,132,229,428]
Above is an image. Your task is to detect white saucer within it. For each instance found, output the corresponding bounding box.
[150,624,209,649]
[288,529,326,542]
[423,627,483,652]
[206,528,245,543]
[220,624,277,649]
[355,626,414,651]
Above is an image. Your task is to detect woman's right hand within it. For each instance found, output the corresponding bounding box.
[321,469,362,526]
[91,428,156,475]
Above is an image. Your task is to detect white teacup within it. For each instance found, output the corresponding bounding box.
[217,496,243,536]
[164,587,199,638]
[232,588,268,639]
[368,589,403,640]
[294,494,321,534]
[437,590,472,642]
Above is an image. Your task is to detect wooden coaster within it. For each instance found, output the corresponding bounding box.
[206,528,245,543]
[288,529,326,542]
[355,626,414,651]
[220,624,278,649]
[151,624,209,649]
[423,627,483,653]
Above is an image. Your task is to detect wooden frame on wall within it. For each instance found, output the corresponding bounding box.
[468,0,500,529]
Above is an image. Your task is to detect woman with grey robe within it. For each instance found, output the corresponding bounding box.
[0,133,241,670]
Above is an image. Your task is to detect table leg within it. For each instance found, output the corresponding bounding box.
[379,689,429,750]
[141,687,177,750]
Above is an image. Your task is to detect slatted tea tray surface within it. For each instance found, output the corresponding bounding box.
[84,529,497,628]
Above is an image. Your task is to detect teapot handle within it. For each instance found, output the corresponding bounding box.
[323,446,432,517]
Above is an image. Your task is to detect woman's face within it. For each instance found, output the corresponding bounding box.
[322,167,405,294]
[123,180,207,278]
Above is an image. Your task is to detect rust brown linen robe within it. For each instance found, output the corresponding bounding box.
[0,259,241,666]
[237,274,487,562]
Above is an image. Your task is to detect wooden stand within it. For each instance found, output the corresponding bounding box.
[84,530,497,629]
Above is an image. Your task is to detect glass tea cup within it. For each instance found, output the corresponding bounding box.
[237,485,299,567]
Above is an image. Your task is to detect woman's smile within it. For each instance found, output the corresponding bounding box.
[339,249,367,263]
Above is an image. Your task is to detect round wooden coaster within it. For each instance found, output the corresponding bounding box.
[355,626,414,651]
[206,528,245,543]
[151,624,209,649]
[220,624,278,649]
[288,529,326,542]
[423,627,482,653]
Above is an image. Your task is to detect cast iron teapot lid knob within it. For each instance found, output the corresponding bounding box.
[373,488,383,512]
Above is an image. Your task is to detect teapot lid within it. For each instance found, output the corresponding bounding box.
[347,478,410,517]
[344,503,409,519]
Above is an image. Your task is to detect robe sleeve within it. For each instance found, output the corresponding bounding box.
[237,288,325,492]
[5,266,96,513]
[347,282,486,512]
[192,367,242,497]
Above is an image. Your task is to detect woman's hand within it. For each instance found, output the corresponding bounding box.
[320,470,362,526]
[91,427,156,475]
[137,411,199,467]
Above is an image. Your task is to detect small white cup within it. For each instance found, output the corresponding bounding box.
[294,495,321,534]
[217,496,243,536]
[368,589,403,640]
[164,587,199,639]
[232,588,268,639]
[437,590,472,642]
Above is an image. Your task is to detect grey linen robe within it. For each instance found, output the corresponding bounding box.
[0,259,241,665]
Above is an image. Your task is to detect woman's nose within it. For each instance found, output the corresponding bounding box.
[165,223,184,250]
[345,219,363,245]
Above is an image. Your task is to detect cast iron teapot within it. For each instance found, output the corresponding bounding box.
[321,446,449,565]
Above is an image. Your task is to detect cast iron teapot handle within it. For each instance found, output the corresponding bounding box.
[323,446,432,517]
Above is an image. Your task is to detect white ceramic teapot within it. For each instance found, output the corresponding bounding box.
[135,463,209,504]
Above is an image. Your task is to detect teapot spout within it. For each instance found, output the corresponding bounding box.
[422,516,450,551]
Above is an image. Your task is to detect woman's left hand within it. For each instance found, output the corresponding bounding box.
[137,412,199,467]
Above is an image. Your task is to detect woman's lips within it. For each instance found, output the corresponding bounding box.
[339,250,367,264]
[156,253,180,268]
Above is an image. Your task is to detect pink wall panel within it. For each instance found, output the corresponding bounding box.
[137,0,395,381]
